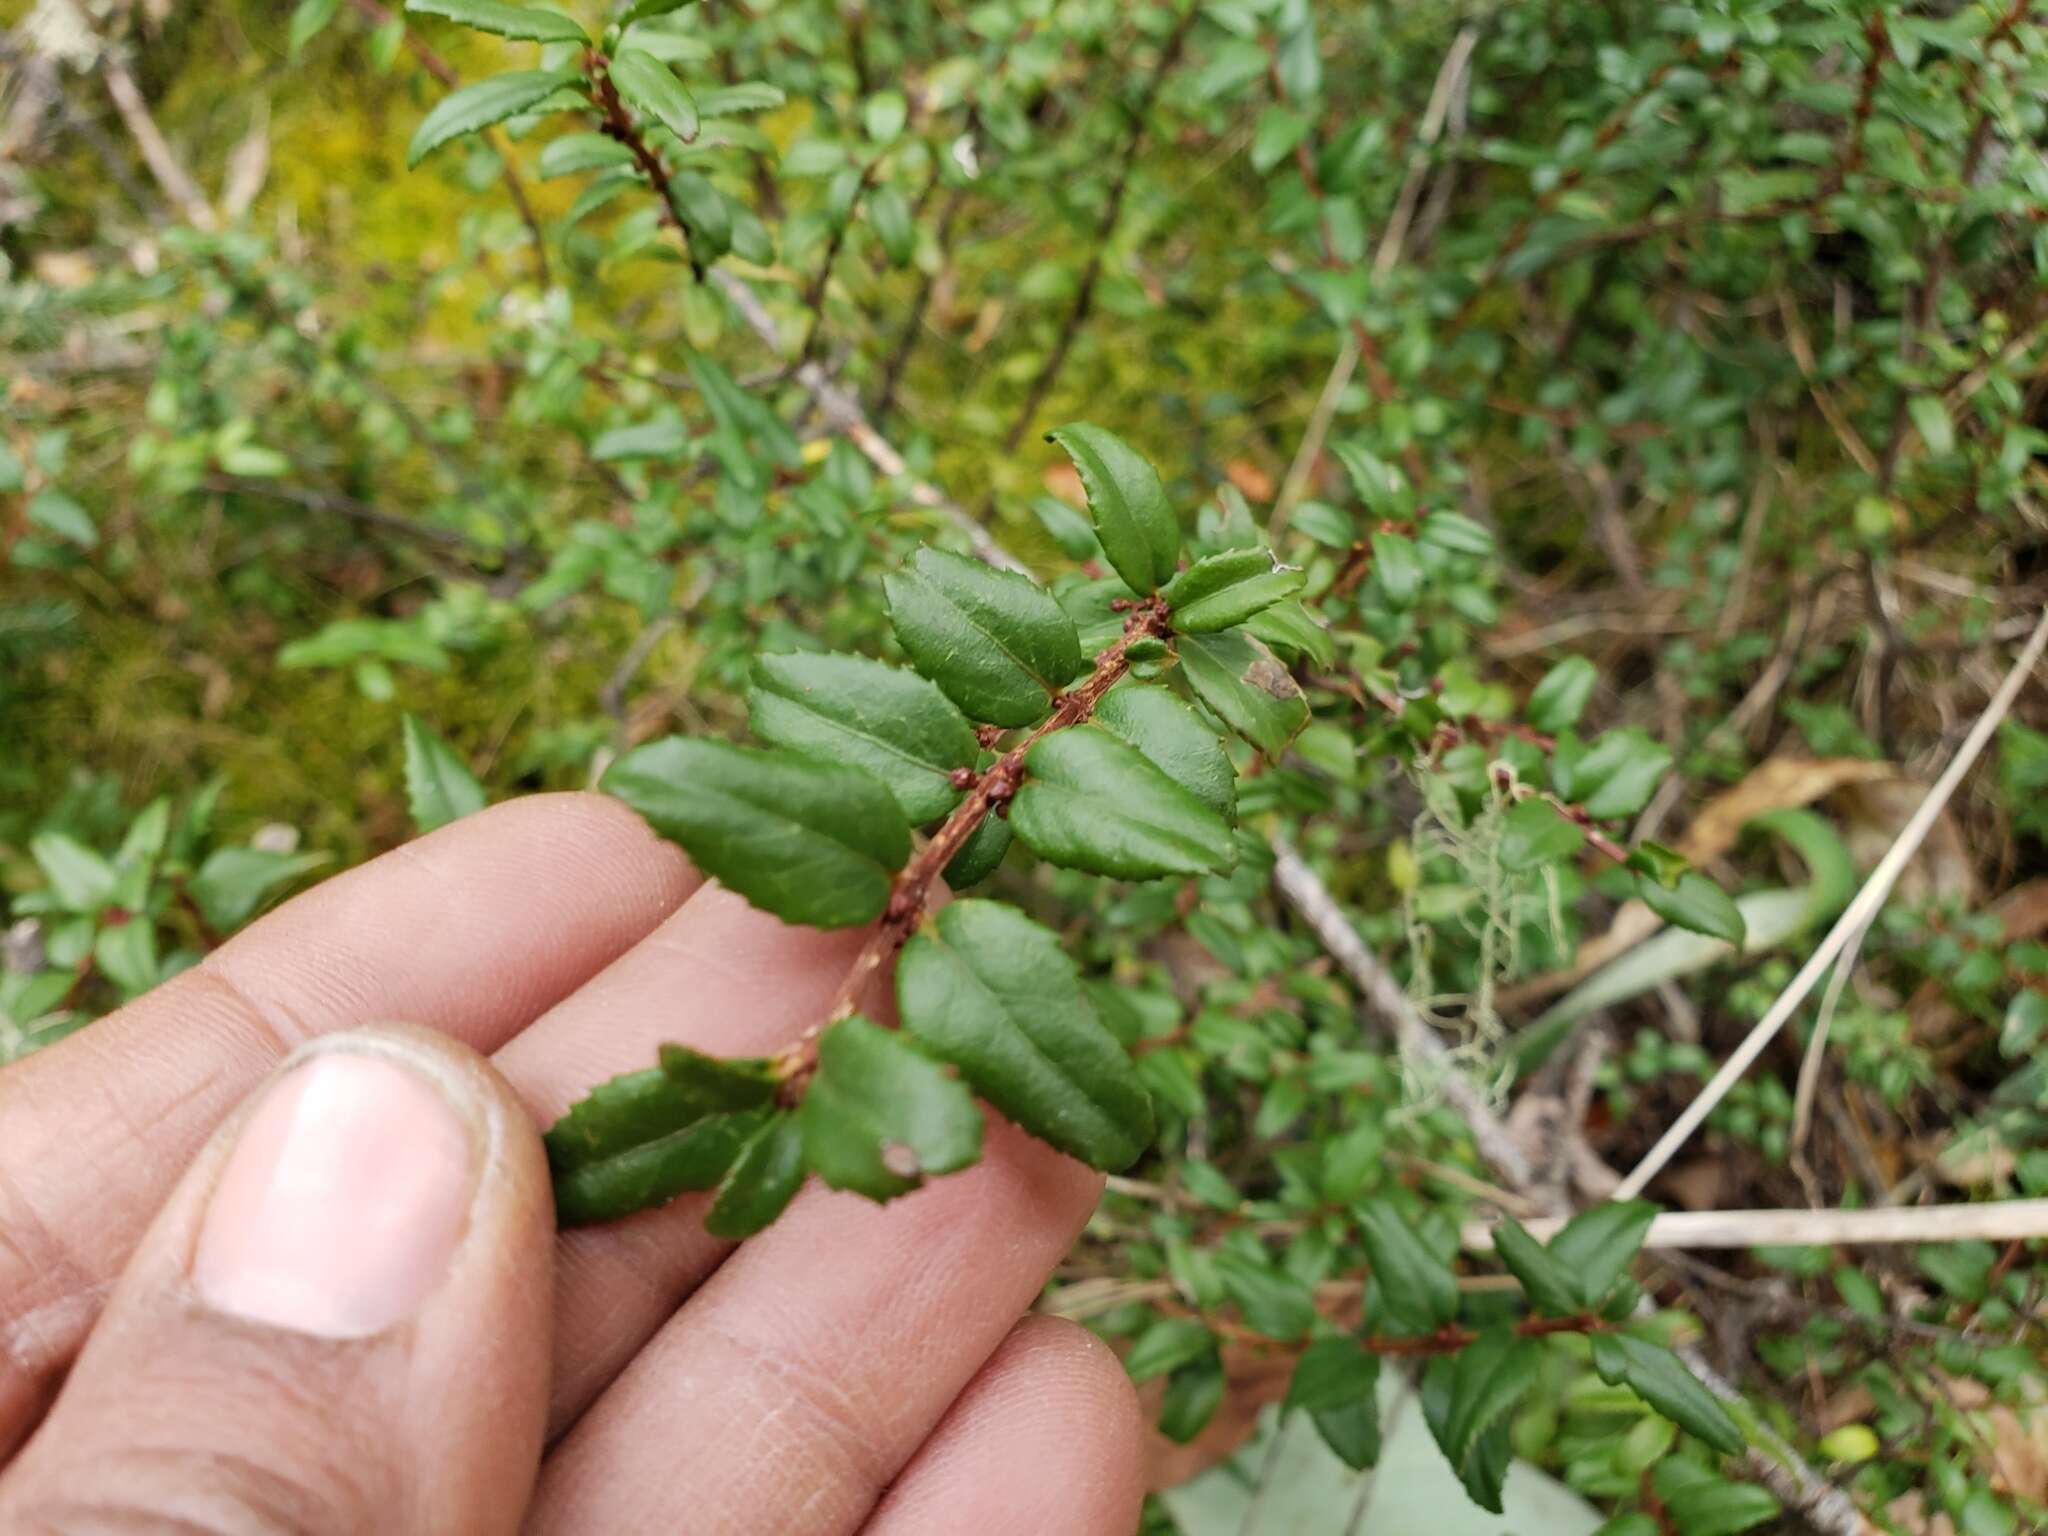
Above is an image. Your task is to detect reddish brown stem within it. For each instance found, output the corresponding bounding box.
[773,596,1175,1095]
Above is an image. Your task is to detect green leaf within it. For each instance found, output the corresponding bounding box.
[1157,1353,1226,1443]
[1163,549,1305,633]
[868,183,915,265]
[1591,1333,1745,1455]
[591,414,688,461]
[1908,393,1955,456]
[552,1101,766,1225]
[1527,655,1597,733]
[897,900,1154,1169]
[1499,798,1584,873]
[1636,871,1747,948]
[609,48,699,144]
[1422,1354,1515,1514]
[1357,1199,1459,1334]
[1563,728,1672,821]
[749,652,978,824]
[1214,1251,1318,1339]
[1491,1217,1582,1315]
[705,1113,805,1237]
[1094,682,1236,822]
[1045,423,1179,594]
[1286,1338,1383,1469]
[863,88,908,142]
[1652,1459,1779,1536]
[884,545,1086,728]
[1177,629,1309,757]
[408,69,582,166]
[404,0,586,42]
[93,918,159,995]
[696,82,786,115]
[1547,1200,1658,1309]
[1371,531,1423,607]
[187,846,325,930]
[289,0,341,58]
[1333,443,1404,511]
[2002,989,2048,1058]
[942,813,1011,888]
[538,131,637,178]
[621,0,698,21]
[1434,1328,1543,1478]
[1243,599,1336,667]
[29,832,117,912]
[1419,510,1496,558]
[400,715,488,834]
[602,738,910,929]
[798,1015,983,1201]
[1010,726,1237,879]
[546,1045,780,1224]
[1125,1317,1217,1382]
[665,170,729,256]
[26,490,95,548]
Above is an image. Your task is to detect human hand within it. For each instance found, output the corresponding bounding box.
[0,794,1144,1533]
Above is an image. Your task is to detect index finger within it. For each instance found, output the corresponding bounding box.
[0,791,696,1456]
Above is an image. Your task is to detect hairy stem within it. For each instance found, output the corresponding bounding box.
[773,595,1175,1095]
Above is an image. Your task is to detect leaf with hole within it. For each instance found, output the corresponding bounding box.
[404,0,586,42]
[798,1015,983,1201]
[601,737,909,929]
[1010,726,1236,879]
[897,900,1154,1169]
[1045,423,1179,594]
[885,546,1086,728]
[401,715,487,834]
[1177,629,1309,757]
[749,652,978,824]
[407,70,583,166]
[1094,682,1236,822]
[1163,549,1305,633]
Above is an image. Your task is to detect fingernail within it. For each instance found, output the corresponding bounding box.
[192,1046,476,1338]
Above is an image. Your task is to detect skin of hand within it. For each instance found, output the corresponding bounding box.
[0,794,1146,1534]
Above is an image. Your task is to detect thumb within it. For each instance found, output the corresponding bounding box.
[0,1024,554,1535]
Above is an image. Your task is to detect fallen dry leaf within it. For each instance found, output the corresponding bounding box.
[1225,458,1276,502]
